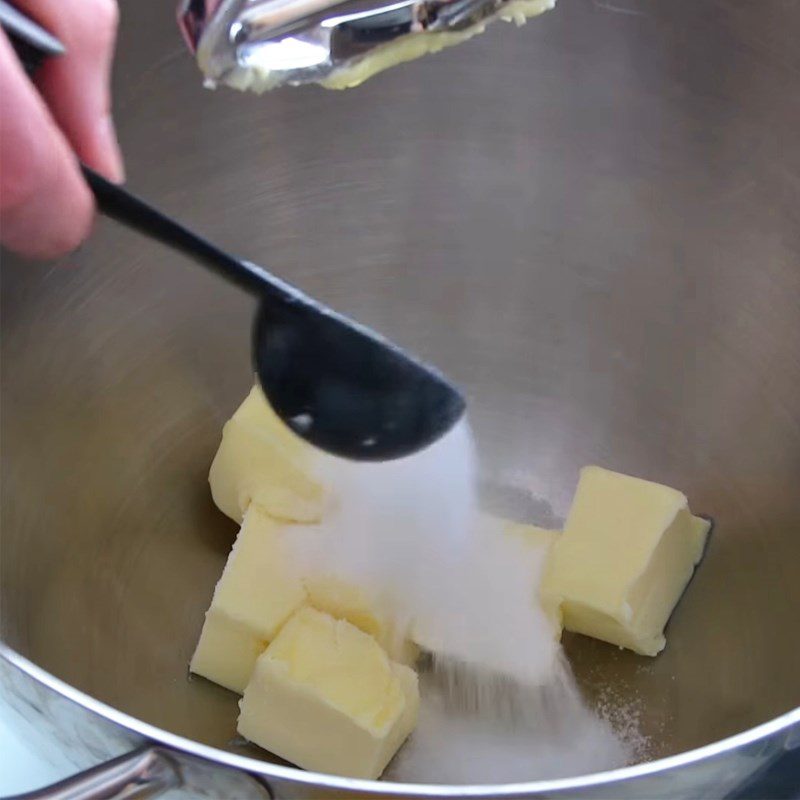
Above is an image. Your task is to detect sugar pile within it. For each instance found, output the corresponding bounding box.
[288,419,634,781]
[388,656,631,783]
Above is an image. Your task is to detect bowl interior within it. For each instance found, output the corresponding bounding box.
[2,0,799,782]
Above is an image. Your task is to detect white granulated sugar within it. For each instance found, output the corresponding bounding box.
[293,420,559,685]
[286,418,635,781]
[595,686,653,762]
[389,657,631,783]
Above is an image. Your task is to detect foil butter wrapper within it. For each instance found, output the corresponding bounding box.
[177,0,556,91]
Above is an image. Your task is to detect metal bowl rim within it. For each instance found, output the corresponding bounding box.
[3,642,798,795]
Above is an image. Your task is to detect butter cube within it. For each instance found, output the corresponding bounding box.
[304,574,384,642]
[303,574,418,665]
[501,519,562,641]
[500,518,560,550]
[188,612,265,695]
[238,607,419,779]
[540,466,710,656]
[209,385,326,524]
[191,505,307,692]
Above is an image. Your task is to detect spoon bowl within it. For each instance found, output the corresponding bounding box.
[254,291,466,460]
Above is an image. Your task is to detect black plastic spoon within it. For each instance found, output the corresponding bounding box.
[1,1,466,461]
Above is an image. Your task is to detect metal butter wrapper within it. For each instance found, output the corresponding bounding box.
[177,0,556,91]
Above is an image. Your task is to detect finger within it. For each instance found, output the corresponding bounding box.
[0,32,94,259]
[16,0,124,182]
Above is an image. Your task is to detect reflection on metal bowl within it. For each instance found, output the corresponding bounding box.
[1,0,799,796]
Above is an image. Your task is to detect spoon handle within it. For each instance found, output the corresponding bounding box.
[82,166,269,297]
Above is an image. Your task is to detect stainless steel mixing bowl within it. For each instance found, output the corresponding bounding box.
[1,0,799,797]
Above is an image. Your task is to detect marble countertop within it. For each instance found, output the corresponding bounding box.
[0,695,74,796]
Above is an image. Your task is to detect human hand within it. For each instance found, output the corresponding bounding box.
[0,0,123,259]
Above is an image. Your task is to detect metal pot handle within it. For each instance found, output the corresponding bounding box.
[7,747,181,800]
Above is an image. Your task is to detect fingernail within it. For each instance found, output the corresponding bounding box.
[97,114,125,183]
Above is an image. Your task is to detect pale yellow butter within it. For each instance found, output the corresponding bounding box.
[190,505,307,692]
[238,607,419,779]
[540,466,710,656]
[304,574,384,641]
[501,518,562,641]
[303,573,418,666]
[500,518,560,550]
[189,612,265,696]
[209,384,326,524]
